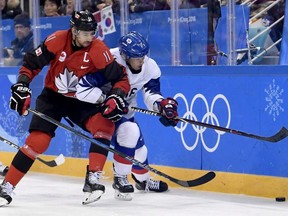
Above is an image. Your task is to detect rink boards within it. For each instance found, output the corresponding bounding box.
[1,66,288,198]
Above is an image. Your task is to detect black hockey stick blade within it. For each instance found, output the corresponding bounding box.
[146,166,215,187]
[130,106,288,143]
[0,135,65,167]
[254,126,288,142]
[174,171,216,187]
[27,108,216,187]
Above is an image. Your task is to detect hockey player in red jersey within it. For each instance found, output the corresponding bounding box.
[0,10,130,207]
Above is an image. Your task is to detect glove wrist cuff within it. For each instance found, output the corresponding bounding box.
[17,74,31,86]
[153,100,162,112]
[109,88,126,98]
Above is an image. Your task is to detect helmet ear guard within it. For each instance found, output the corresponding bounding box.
[119,31,149,59]
[120,51,127,60]
[72,28,77,34]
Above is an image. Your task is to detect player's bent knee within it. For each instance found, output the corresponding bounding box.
[24,131,52,158]
[134,145,148,162]
[117,122,140,148]
[85,113,115,140]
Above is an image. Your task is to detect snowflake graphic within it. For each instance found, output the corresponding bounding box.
[0,96,29,145]
[64,126,88,158]
[264,79,284,121]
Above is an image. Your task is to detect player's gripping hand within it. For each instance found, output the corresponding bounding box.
[101,94,128,122]
[10,83,32,116]
[158,97,179,127]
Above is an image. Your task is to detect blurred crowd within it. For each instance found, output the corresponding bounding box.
[0,0,213,19]
[0,0,286,66]
[0,0,285,18]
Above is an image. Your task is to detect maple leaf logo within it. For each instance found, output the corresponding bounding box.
[55,68,78,94]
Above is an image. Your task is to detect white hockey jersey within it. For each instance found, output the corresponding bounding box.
[76,47,164,119]
[110,48,164,118]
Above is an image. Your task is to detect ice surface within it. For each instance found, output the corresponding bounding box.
[0,173,287,216]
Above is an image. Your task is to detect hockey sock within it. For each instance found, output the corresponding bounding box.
[5,150,34,186]
[88,138,109,171]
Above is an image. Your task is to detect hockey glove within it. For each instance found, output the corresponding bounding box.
[10,83,32,116]
[101,94,128,122]
[158,97,179,127]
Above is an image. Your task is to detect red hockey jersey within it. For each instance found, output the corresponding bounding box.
[19,30,130,97]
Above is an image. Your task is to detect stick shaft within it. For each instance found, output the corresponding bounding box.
[28,108,215,187]
[130,106,288,143]
[0,135,64,167]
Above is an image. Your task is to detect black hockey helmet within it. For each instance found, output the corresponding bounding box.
[70,10,97,31]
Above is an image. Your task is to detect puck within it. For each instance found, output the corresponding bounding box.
[275,197,286,202]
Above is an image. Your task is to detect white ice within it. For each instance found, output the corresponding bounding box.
[0,172,287,216]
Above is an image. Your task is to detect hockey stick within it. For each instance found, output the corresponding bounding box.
[27,108,216,187]
[0,135,65,167]
[130,106,288,143]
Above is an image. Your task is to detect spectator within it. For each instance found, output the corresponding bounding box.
[264,0,285,51]
[128,0,169,13]
[63,0,94,15]
[41,0,63,16]
[3,12,34,66]
[63,0,75,15]
[0,0,22,19]
[92,0,120,14]
[249,0,285,52]
[82,0,93,12]
[166,0,201,9]
[180,0,201,8]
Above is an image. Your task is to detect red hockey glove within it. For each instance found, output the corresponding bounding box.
[101,94,128,122]
[10,83,31,116]
[158,97,179,127]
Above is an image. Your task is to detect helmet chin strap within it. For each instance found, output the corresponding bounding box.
[121,53,142,74]
[126,62,142,74]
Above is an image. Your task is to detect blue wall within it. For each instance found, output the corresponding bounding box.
[1,66,288,179]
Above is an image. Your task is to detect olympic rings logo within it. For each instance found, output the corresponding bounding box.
[174,93,231,153]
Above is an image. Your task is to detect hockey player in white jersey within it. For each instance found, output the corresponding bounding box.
[0,162,8,177]
[76,31,179,202]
